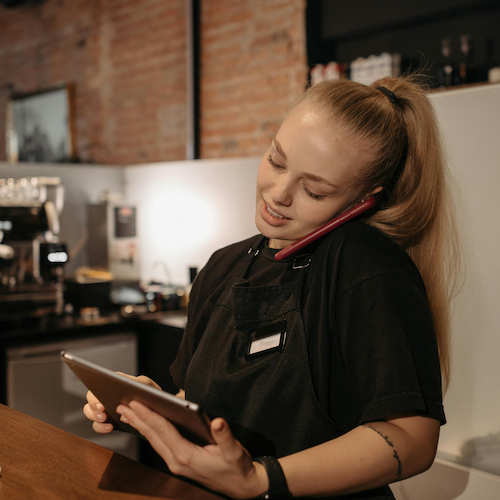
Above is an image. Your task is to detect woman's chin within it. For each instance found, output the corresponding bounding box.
[255,216,297,249]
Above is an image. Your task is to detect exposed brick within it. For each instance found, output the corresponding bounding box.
[0,0,307,164]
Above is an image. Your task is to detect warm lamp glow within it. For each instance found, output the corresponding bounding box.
[142,189,216,257]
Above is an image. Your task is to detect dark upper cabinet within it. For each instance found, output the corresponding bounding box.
[307,0,500,85]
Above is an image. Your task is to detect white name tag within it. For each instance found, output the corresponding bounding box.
[246,319,287,359]
[248,333,282,355]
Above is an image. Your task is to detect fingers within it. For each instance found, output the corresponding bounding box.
[86,389,104,412]
[116,401,178,468]
[119,401,179,442]
[210,418,242,462]
[92,421,114,434]
[210,418,256,480]
[116,403,261,498]
[83,390,114,433]
[116,372,162,390]
[83,403,113,433]
[82,372,162,437]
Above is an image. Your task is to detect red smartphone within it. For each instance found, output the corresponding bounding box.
[274,197,376,261]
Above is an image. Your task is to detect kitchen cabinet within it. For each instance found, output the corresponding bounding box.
[307,0,500,84]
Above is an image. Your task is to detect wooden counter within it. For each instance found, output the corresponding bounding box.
[0,404,225,500]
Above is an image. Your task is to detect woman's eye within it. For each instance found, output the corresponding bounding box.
[267,154,284,170]
[304,186,326,201]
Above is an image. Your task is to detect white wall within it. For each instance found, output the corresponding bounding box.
[391,458,500,500]
[124,156,261,285]
[428,83,500,476]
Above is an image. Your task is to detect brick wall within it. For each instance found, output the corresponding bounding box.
[200,0,308,158]
[0,0,307,164]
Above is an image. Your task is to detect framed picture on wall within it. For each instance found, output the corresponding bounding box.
[5,84,75,163]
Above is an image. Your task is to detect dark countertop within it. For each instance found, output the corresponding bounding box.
[0,310,187,356]
[0,309,188,343]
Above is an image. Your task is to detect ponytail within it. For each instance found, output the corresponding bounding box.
[368,76,462,391]
[298,76,463,391]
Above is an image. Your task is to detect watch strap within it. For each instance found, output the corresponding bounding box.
[254,456,290,499]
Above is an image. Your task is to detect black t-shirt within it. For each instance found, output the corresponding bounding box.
[170,221,445,432]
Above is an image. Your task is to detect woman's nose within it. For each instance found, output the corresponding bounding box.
[271,176,292,206]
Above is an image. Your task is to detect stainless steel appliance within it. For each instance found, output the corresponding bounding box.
[87,201,140,284]
[0,177,68,320]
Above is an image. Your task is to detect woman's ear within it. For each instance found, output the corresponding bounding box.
[360,186,383,203]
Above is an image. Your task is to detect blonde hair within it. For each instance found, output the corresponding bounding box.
[297,76,462,391]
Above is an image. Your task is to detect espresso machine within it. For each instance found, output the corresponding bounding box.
[0,177,68,320]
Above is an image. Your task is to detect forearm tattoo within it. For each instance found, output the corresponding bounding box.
[362,425,402,480]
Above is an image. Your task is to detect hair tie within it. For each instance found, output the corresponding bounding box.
[376,86,400,107]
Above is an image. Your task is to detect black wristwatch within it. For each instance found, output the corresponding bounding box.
[254,456,291,499]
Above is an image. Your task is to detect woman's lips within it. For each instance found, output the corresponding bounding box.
[260,200,291,227]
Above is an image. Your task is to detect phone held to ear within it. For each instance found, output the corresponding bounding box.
[274,197,377,261]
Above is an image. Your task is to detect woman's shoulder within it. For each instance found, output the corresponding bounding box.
[189,234,263,310]
[195,234,263,284]
[313,220,422,287]
[208,234,263,266]
[317,219,401,254]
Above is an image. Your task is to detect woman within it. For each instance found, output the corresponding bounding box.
[84,75,461,499]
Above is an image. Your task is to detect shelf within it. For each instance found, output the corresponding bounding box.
[307,0,500,84]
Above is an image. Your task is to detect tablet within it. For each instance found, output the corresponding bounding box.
[61,351,214,446]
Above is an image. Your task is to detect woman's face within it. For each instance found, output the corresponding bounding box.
[255,103,374,249]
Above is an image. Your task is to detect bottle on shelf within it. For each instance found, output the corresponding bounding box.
[458,34,477,85]
[324,61,341,81]
[310,64,325,86]
[481,37,500,83]
[436,38,458,88]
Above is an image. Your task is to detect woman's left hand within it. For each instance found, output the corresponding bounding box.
[115,401,268,499]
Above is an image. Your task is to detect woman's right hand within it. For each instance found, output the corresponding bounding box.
[82,372,162,434]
